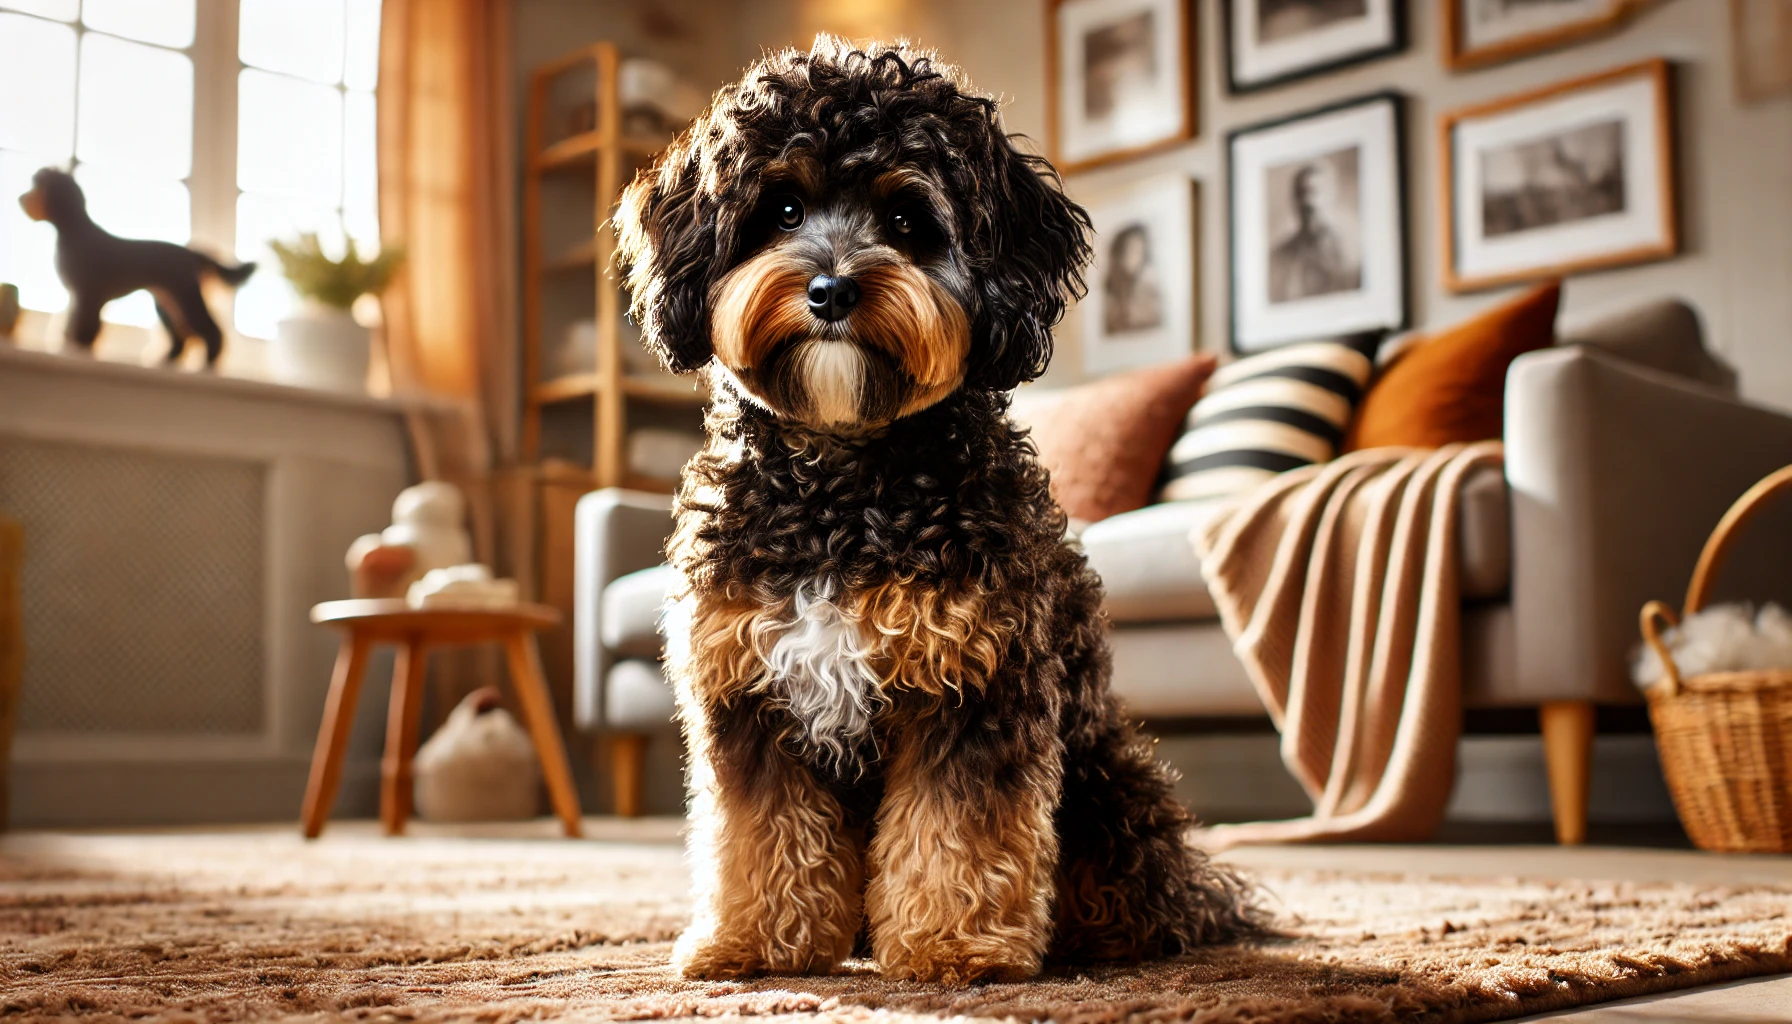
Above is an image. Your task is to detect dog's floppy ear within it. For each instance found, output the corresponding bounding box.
[966,135,1092,391]
[614,138,715,375]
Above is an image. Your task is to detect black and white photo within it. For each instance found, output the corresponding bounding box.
[1225,0,1403,93]
[1082,176,1196,374]
[1050,0,1194,172]
[1445,0,1639,69]
[1444,60,1675,291]
[1266,146,1363,302]
[1229,93,1406,352]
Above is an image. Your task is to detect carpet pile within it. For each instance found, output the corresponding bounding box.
[2,828,1789,1023]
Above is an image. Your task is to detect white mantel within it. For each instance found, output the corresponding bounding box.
[0,345,416,825]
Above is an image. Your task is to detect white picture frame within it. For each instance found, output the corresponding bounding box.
[1228,92,1407,353]
[1443,59,1677,292]
[1225,0,1404,93]
[1080,175,1197,375]
[1048,0,1195,173]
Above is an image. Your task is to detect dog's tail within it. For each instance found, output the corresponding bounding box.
[199,253,257,288]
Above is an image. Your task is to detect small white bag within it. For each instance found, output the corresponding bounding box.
[414,688,540,822]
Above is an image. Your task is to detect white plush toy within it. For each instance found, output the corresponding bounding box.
[1633,602,1792,688]
[346,481,475,598]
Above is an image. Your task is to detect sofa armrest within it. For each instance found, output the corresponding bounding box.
[573,488,674,730]
[1506,346,1792,704]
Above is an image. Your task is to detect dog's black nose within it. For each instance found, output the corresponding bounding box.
[806,274,860,322]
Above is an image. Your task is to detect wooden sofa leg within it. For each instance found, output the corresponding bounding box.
[1540,700,1595,846]
[609,733,648,818]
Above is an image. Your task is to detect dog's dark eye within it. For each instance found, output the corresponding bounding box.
[774,196,804,231]
[890,208,918,236]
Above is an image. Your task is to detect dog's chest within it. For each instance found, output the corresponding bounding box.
[762,579,886,770]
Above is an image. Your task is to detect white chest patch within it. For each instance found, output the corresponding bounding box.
[763,579,885,770]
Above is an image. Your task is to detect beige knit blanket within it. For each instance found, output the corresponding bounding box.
[1190,442,1505,848]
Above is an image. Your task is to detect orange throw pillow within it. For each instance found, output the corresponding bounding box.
[1347,281,1560,450]
[1017,354,1217,523]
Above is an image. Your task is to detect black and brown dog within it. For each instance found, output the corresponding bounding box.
[19,168,253,366]
[615,39,1259,985]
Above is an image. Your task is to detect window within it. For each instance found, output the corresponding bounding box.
[0,0,378,347]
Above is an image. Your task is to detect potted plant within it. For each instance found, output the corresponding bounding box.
[267,234,401,393]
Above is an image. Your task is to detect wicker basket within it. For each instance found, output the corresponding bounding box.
[1640,466,1792,853]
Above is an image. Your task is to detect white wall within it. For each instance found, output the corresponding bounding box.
[930,1,1792,403]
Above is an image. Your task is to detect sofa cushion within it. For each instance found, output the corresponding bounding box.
[1558,297,1736,392]
[605,658,678,731]
[1014,354,1216,523]
[1159,337,1377,503]
[1347,282,1559,451]
[1085,463,1510,624]
[601,564,676,658]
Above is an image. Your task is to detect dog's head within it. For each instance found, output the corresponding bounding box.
[615,38,1091,432]
[18,168,84,226]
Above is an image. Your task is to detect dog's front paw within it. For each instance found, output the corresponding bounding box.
[673,928,844,980]
[878,937,1040,985]
[673,930,768,980]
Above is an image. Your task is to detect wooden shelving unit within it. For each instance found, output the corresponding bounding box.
[520,42,703,495]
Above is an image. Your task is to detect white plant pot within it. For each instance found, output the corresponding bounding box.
[270,304,371,393]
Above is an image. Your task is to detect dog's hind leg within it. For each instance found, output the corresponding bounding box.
[1048,579,1262,962]
[154,299,189,364]
[172,285,226,368]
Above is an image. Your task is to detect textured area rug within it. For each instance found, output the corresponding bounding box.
[2,828,1790,1023]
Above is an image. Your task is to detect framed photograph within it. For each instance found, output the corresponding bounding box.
[1443,0,1643,71]
[1441,59,1676,293]
[1047,0,1196,173]
[1733,0,1792,104]
[1224,0,1405,93]
[1228,93,1407,353]
[1081,175,1198,375]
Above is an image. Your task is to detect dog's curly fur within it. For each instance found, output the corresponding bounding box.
[614,37,1259,985]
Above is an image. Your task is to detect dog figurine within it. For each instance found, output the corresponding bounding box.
[614,40,1258,985]
[18,168,254,366]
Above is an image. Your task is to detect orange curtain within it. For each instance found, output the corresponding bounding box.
[377,0,519,570]
[377,0,522,717]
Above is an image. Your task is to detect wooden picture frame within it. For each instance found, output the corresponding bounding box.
[1046,0,1196,174]
[1081,175,1199,375]
[1733,0,1792,104]
[1442,0,1643,71]
[1227,91,1409,353]
[1222,0,1406,94]
[1440,59,1677,293]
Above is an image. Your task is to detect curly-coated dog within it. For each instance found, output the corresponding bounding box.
[614,38,1258,985]
[20,167,254,366]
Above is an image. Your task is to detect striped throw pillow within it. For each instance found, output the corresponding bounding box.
[1158,338,1377,502]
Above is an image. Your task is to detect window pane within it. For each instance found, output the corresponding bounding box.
[0,150,68,312]
[343,0,380,92]
[73,165,189,243]
[343,90,378,248]
[0,0,78,21]
[239,0,344,85]
[82,0,196,49]
[234,190,345,339]
[237,69,341,203]
[77,32,193,178]
[0,13,76,157]
[73,165,190,326]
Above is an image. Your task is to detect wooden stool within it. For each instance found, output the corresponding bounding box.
[300,599,583,839]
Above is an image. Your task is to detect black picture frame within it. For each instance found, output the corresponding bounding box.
[1225,90,1410,353]
[1222,0,1408,95]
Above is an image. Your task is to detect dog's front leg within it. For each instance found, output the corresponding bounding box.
[675,693,863,979]
[866,700,1063,984]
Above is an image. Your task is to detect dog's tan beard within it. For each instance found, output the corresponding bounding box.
[708,247,972,428]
